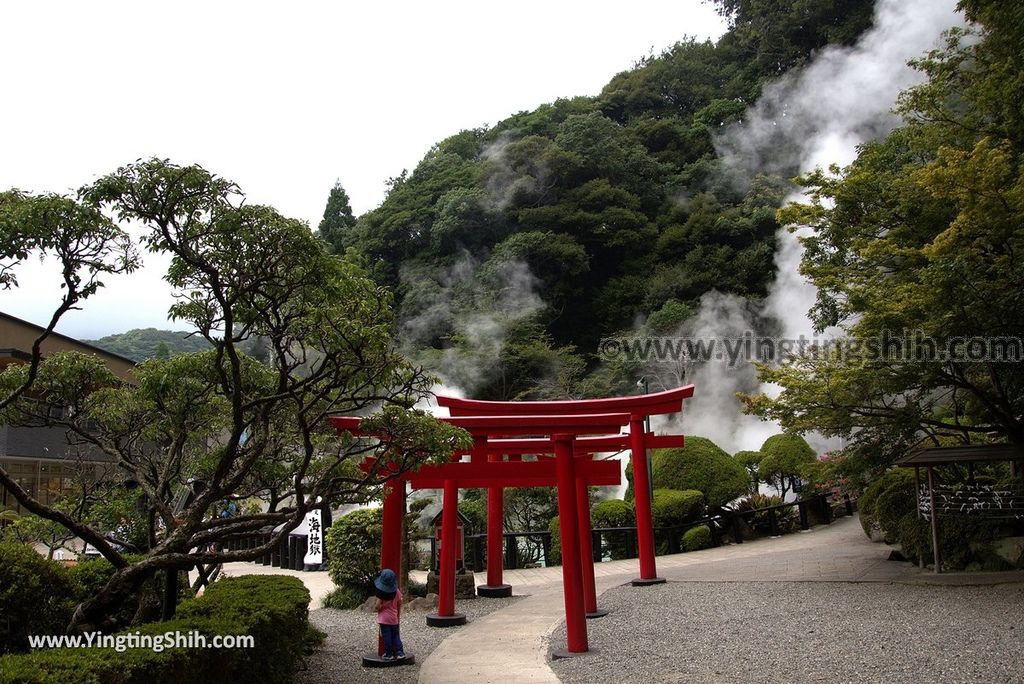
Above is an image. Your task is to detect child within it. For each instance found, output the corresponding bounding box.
[373,568,405,660]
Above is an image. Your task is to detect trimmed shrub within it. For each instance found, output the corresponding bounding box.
[651,437,750,509]
[651,489,704,553]
[591,499,635,527]
[651,489,704,528]
[547,516,561,566]
[858,470,915,538]
[326,508,382,601]
[874,477,918,543]
[859,469,1015,570]
[895,513,932,564]
[0,542,77,655]
[321,585,366,610]
[682,524,713,551]
[66,557,192,628]
[591,499,635,561]
[0,575,312,684]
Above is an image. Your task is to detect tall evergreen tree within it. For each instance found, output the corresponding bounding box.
[317,181,356,253]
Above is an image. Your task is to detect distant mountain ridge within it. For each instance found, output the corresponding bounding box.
[84,328,209,362]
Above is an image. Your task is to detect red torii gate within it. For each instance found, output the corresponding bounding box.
[437,385,695,588]
[330,386,694,654]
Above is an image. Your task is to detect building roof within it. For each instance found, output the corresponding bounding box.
[897,444,1024,467]
[0,311,137,379]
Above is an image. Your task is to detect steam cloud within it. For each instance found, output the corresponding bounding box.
[399,251,544,398]
[660,0,964,455]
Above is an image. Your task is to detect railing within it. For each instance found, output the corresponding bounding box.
[220,530,327,571]
[424,493,856,572]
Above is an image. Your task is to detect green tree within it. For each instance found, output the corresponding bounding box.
[316,181,356,253]
[0,159,471,633]
[734,450,763,494]
[743,8,1024,474]
[757,434,816,498]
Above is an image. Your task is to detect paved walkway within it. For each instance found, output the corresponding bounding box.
[415,516,1024,683]
[212,516,1024,682]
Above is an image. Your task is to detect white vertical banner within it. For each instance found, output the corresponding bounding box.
[303,508,323,566]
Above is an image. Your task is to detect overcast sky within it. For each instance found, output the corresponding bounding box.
[1,1,726,339]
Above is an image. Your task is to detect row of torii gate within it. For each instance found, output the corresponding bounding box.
[331,385,695,654]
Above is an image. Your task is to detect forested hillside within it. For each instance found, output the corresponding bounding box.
[86,329,269,362]
[85,328,210,362]
[319,0,876,399]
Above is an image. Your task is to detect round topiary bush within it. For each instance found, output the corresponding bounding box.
[326,508,382,601]
[874,478,918,543]
[591,499,635,528]
[591,498,636,561]
[651,489,704,528]
[651,437,750,509]
[682,524,713,552]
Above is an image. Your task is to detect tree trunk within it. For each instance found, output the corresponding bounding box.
[67,564,156,634]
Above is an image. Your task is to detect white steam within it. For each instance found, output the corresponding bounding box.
[480,134,553,212]
[665,0,964,455]
[399,251,545,396]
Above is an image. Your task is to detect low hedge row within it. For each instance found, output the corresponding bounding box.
[0,575,313,684]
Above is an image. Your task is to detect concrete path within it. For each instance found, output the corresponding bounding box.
[191,560,335,608]
[415,516,1024,684]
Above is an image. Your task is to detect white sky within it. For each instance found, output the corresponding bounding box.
[0,1,725,340]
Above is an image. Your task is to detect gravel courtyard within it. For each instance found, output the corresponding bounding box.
[550,580,1024,683]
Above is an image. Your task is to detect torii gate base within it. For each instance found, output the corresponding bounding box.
[631,577,667,586]
[477,584,512,598]
[362,653,416,668]
[426,613,467,627]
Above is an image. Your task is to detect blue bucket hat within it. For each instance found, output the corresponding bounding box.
[374,568,398,593]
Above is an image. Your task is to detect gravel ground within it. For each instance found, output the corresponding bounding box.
[550,581,1024,683]
[296,596,522,684]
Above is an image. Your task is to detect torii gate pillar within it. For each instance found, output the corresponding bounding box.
[552,434,588,655]
[426,478,466,626]
[629,418,665,586]
[478,451,512,597]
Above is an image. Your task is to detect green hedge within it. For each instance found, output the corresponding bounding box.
[547,516,561,566]
[0,575,312,684]
[651,489,704,554]
[650,437,750,509]
[858,470,915,539]
[682,525,713,552]
[591,499,635,561]
[0,542,78,655]
[651,489,704,528]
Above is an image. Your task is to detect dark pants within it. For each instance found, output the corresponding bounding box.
[380,623,403,657]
